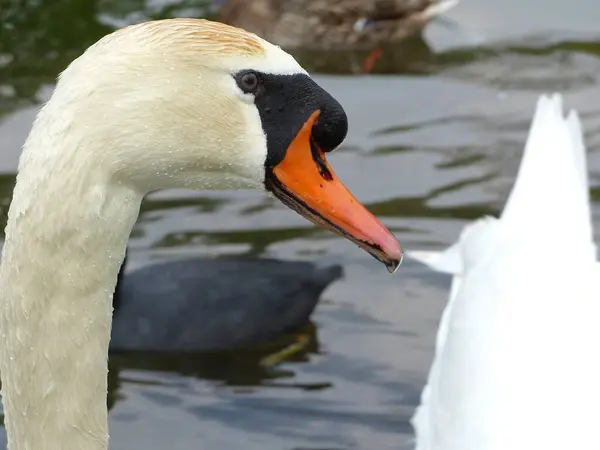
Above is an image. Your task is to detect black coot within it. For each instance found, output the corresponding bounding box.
[110,255,342,352]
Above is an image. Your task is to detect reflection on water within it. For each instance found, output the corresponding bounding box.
[1,0,600,448]
[110,323,322,389]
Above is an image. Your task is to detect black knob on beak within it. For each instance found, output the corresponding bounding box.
[312,97,348,153]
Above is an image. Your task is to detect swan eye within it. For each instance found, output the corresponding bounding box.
[237,71,260,93]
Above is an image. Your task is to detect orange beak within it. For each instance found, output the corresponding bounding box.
[265,110,402,273]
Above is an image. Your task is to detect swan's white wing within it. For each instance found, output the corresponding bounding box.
[412,94,595,275]
[566,109,589,204]
[414,246,600,450]
[411,94,600,450]
[500,94,594,259]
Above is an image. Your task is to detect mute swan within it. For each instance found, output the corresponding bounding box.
[111,255,342,351]
[217,0,458,50]
[408,94,600,450]
[0,19,402,450]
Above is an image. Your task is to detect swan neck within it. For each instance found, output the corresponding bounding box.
[0,130,143,450]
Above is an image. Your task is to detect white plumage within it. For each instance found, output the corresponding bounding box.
[409,94,600,450]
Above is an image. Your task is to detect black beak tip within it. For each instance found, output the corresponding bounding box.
[385,256,402,274]
[366,245,403,274]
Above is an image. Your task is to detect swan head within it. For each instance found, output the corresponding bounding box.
[44,18,402,271]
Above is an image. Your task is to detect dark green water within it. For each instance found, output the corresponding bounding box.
[1,1,600,448]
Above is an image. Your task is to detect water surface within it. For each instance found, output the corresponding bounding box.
[1,1,600,448]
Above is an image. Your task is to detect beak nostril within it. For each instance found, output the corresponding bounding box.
[310,138,334,181]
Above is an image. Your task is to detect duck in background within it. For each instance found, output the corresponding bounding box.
[217,0,458,72]
[217,0,458,50]
[408,94,600,450]
[110,253,342,352]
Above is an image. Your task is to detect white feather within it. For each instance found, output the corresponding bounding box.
[409,94,600,450]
